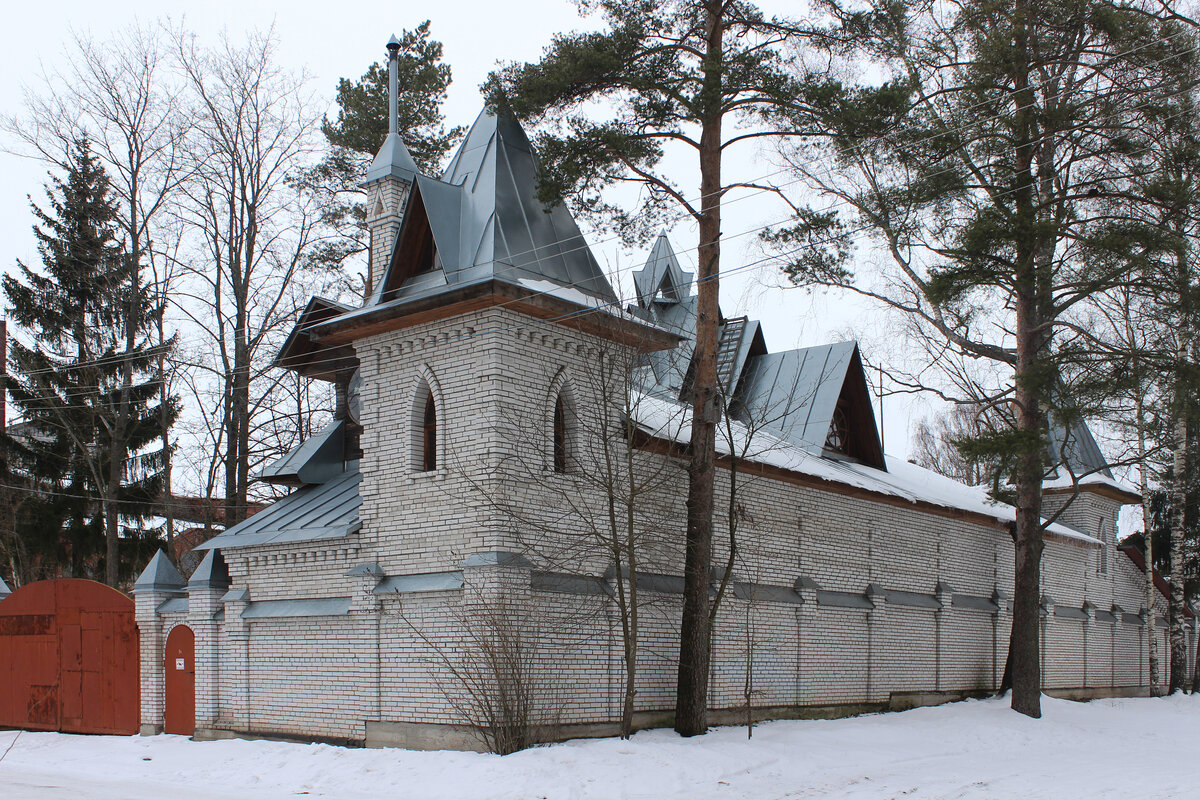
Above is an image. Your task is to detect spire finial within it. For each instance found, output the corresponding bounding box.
[386,35,400,136]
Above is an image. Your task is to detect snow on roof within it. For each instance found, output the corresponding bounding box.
[1042,469,1140,498]
[632,392,1100,548]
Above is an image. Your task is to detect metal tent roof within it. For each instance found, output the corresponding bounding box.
[369,107,618,308]
[1048,412,1114,479]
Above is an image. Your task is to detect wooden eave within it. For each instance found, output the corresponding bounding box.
[309,278,680,353]
[1043,481,1141,506]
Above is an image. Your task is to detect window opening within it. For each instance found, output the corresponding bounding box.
[826,401,849,453]
[553,394,567,473]
[422,394,437,471]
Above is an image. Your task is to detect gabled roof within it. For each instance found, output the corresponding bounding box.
[196,465,362,551]
[370,108,617,308]
[734,341,885,469]
[274,296,357,382]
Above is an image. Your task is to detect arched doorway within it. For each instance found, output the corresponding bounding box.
[164,624,195,736]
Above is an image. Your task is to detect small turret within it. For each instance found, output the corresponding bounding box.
[361,34,421,301]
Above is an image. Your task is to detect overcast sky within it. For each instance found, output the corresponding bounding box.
[0,0,934,458]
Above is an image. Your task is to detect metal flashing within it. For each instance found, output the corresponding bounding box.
[1054,605,1089,620]
[221,588,249,603]
[1122,612,1145,626]
[817,590,874,609]
[952,594,1000,613]
[156,597,189,615]
[1094,610,1118,623]
[532,572,609,596]
[875,587,942,610]
[732,582,803,605]
[372,571,464,595]
[242,597,352,619]
[459,551,534,569]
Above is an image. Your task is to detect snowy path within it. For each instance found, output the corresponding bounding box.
[2,694,1198,799]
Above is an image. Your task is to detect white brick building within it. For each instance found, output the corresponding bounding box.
[133,65,1193,749]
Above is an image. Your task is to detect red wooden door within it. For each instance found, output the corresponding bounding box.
[164,624,195,736]
[0,579,139,735]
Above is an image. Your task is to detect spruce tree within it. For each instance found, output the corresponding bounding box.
[4,138,176,586]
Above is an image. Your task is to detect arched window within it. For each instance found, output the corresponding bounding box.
[553,394,567,473]
[422,393,437,471]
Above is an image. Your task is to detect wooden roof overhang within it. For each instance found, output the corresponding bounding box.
[275,297,360,382]
[1043,481,1141,506]
[307,277,681,353]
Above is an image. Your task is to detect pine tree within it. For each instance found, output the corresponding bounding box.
[769,0,1184,716]
[487,0,811,736]
[4,138,176,586]
[302,22,462,281]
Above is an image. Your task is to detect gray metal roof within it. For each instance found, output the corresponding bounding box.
[362,131,420,185]
[195,465,361,551]
[257,421,347,486]
[369,107,618,307]
[633,233,693,308]
[1048,412,1113,479]
[188,550,230,590]
[242,597,351,618]
[734,341,857,453]
[0,575,10,598]
[132,550,185,593]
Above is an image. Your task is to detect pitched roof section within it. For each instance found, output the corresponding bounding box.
[132,550,186,594]
[735,342,884,469]
[257,421,347,487]
[1048,412,1113,480]
[196,465,362,551]
[633,233,694,308]
[371,108,617,307]
[362,131,420,185]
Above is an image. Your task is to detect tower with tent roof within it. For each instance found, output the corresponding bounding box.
[131,37,1178,749]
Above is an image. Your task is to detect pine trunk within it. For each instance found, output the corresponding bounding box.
[675,0,723,737]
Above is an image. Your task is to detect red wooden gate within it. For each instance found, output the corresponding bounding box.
[0,579,139,735]
[163,624,195,735]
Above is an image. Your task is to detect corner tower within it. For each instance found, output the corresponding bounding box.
[361,35,421,299]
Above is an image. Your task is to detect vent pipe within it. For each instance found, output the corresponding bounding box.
[387,34,400,136]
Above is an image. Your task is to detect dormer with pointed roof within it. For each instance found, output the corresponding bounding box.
[633,233,694,308]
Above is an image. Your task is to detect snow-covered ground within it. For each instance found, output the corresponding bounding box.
[3,694,1199,799]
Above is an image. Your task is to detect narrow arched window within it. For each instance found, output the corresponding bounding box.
[553,394,567,473]
[422,394,437,471]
